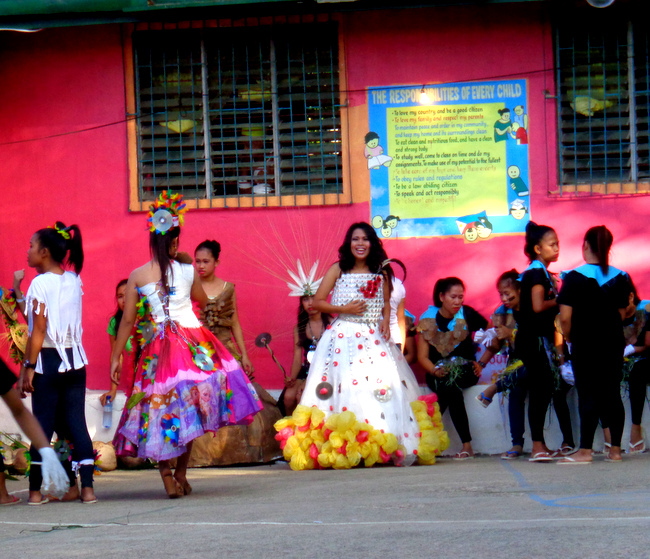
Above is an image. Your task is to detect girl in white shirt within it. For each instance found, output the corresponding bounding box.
[19,222,97,505]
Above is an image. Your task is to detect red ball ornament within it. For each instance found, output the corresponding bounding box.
[369,329,375,334]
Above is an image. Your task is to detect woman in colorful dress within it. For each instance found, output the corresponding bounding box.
[275,222,447,470]
[558,225,632,464]
[417,277,487,460]
[110,192,262,497]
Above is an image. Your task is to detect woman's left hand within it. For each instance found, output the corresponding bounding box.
[19,367,35,397]
[241,355,255,380]
[379,318,390,340]
[471,361,482,377]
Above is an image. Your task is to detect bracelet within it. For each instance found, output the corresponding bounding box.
[15,297,24,303]
[477,360,488,369]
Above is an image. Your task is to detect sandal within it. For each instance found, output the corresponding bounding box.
[551,445,575,458]
[475,392,492,409]
[27,497,50,506]
[452,451,475,461]
[604,453,623,463]
[1,495,21,506]
[628,439,646,454]
[500,450,522,460]
[529,452,553,462]
[557,456,591,465]
[174,475,192,496]
[161,473,183,499]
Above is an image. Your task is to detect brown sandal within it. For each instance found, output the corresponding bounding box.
[162,473,183,499]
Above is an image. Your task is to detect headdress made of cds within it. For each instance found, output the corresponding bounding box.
[147,191,188,235]
[286,260,323,297]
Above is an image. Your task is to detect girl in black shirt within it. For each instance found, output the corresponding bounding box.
[558,226,632,463]
[515,222,561,462]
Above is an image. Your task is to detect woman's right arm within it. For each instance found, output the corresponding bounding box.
[312,264,365,316]
[287,327,302,387]
[531,284,557,314]
[110,275,139,384]
[99,329,119,406]
[19,300,46,397]
[417,334,442,377]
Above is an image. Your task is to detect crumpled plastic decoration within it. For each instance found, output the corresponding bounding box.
[273,399,448,470]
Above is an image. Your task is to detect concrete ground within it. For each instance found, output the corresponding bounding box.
[2,453,649,558]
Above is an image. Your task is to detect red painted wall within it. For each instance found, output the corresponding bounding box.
[1,3,648,390]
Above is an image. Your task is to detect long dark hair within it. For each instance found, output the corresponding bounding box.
[524,221,556,263]
[584,225,613,274]
[112,278,128,330]
[34,222,84,274]
[195,239,221,260]
[338,220,385,267]
[433,277,465,307]
[297,296,331,345]
[149,227,181,294]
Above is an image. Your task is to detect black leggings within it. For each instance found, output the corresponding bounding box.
[518,338,554,444]
[29,349,94,491]
[573,348,624,449]
[628,358,650,426]
[495,368,574,448]
[426,365,478,444]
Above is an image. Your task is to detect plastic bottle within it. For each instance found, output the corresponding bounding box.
[102,396,113,429]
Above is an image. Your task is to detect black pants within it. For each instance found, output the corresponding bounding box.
[517,337,554,444]
[628,358,650,426]
[573,347,624,449]
[29,349,94,491]
[426,364,478,444]
[495,368,574,448]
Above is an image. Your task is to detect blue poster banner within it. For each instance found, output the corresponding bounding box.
[367,80,530,241]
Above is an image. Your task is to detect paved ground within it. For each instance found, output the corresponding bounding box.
[1,453,649,558]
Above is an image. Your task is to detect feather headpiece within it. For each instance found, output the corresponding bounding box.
[147,190,188,235]
[286,260,323,297]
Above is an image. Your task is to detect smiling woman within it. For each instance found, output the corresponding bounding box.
[274,222,449,470]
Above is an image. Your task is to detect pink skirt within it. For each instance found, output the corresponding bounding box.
[113,323,262,461]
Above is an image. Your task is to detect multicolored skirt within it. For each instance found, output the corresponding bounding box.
[114,323,262,461]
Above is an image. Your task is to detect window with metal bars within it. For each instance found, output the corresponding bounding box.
[555,8,649,195]
[131,18,344,207]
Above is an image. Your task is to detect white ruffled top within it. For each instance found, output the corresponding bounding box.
[26,271,88,373]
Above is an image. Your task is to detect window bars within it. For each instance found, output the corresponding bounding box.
[555,12,649,195]
[132,17,343,207]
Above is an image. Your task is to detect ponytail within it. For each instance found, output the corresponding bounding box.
[524,221,555,262]
[149,226,181,295]
[584,225,613,274]
[34,222,84,274]
[496,269,520,289]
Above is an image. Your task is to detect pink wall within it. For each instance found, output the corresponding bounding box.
[1,3,648,390]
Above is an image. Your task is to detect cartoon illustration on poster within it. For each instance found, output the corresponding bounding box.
[367,80,530,239]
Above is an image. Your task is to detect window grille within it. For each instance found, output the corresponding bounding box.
[555,9,649,195]
[131,16,344,207]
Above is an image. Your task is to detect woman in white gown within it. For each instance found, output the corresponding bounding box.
[275,222,448,470]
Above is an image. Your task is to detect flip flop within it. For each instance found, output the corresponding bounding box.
[500,450,521,460]
[551,445,576,459]
[628,439,646,454]
[475,392,492,409]
[604,453,623,463]
[452,451,475,461]
[81,497,98,504]
[529,452,553,462]
[557,456,591,465]
[1,495,21,506]
[27,497,50,506]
